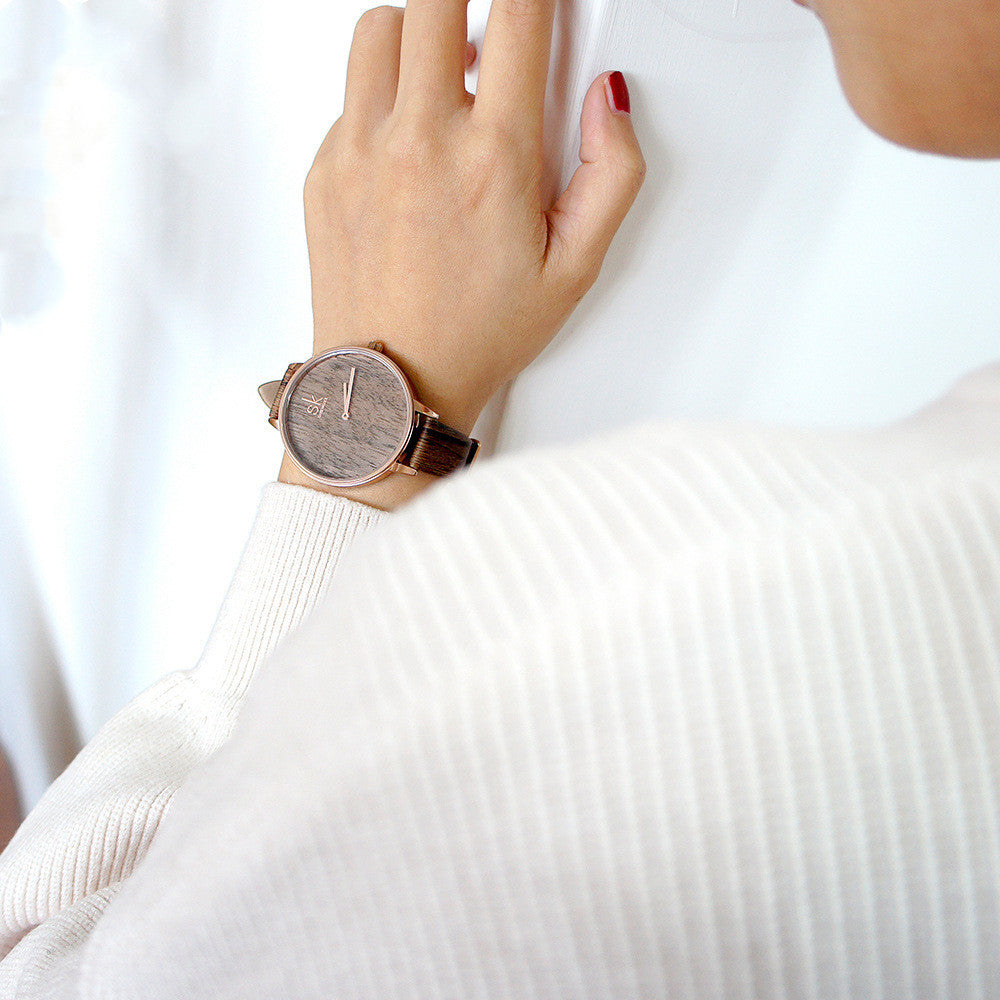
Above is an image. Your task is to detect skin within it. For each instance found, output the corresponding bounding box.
[796,0,1000,157]
[276,0,999,512]
[278,0,645,510]
[0,744,22,855]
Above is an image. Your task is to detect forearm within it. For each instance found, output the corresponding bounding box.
[0,483,390,975]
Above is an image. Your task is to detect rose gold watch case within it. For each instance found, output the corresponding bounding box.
[273,346,437,488]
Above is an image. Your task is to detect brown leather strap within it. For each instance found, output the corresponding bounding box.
[268,362,302,426]
[403,413,479,477]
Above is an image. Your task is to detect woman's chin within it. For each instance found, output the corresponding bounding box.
[830,49,1000,159]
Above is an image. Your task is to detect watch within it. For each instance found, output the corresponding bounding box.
[258,341,480,488]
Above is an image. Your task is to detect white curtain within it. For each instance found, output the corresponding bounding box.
[1,0,999,814]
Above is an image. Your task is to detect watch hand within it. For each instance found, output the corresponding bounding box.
[342,366,356,419]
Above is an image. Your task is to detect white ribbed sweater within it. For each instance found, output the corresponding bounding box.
[2,364,1000,998]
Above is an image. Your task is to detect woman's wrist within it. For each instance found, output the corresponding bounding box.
[276,352,483,512]
[277,452,442,513]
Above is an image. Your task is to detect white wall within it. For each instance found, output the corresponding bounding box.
[1,0,998,812]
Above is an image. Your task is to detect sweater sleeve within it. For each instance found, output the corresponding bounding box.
[15,370,1000,1000]
[0,482,388,991]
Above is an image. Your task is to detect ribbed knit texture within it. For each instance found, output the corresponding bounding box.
[0,483,388,994]
[3,365,1000,998]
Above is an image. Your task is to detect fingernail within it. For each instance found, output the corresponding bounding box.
[606,71,630,114]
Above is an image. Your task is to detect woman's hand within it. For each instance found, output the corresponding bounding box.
[303,0,646,435]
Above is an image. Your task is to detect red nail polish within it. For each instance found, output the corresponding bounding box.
[607,71,630,114]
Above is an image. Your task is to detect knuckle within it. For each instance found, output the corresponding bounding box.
[303,164,321,204]
[618,150,647,194]
[384,120,439,176]
[464,120,525,182]
[497,0,544,23]
[336,130,369,175]
[304,153,330,206]
[634,152,648,185]
[305,128,366,206]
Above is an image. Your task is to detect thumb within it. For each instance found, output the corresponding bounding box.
[544,71,646,292]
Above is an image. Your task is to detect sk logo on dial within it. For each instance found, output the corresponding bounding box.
[303,395,328,418]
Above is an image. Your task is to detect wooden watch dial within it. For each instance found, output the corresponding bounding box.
[279,348,413,486]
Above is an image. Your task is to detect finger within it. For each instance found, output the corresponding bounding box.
[543,73,646,292]
[474,0,556,150]
[343,6,405,127]
[396,0,473,112]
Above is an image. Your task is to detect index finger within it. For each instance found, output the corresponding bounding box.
[473,0,556,148]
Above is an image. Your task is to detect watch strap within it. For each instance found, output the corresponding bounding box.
[268,362,301,427]
[402,413,479,477]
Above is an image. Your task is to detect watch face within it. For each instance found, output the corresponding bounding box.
[279,348,413,486]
